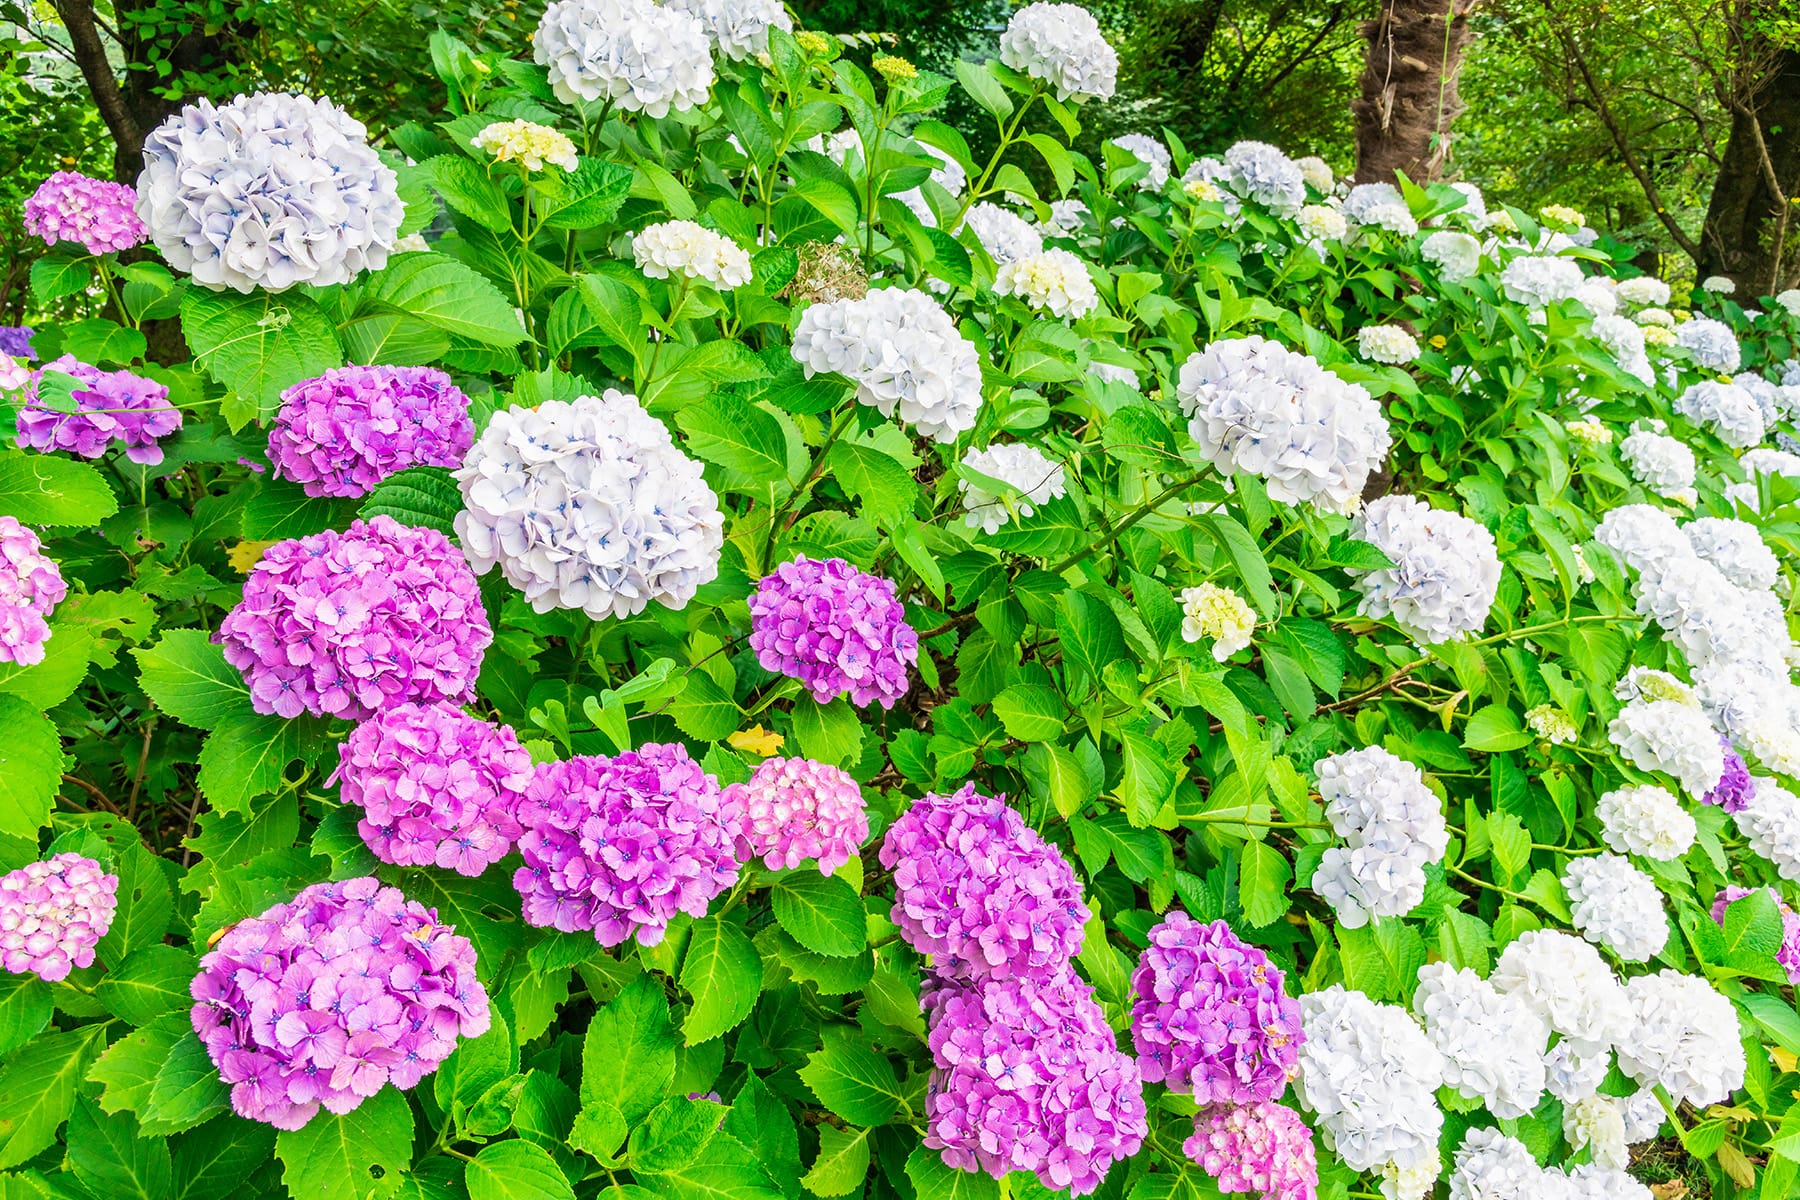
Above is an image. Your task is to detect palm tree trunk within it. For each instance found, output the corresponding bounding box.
[1352,0,1480,184]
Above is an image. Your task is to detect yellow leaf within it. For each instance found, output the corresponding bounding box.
[1773,1045,1798,1074]
[228,540,278,573]
[728,724,784,757]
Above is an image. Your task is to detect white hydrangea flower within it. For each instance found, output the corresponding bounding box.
[791,287,982,442]
[1607,698,1726,798]
[1563,1095,1628,1171]
[994,248,1098,319]
[1413,963,1549,1119]
[1702,274,1736,295]
[1774,288,1800,316]
[632,220,751,288]
[1595,784,1695,861]
[1107,133,1169,192]
[1696,666,1800,776]
[1498,256,1585,307]
[665,0,791,61]
[1448,181,1489,224]
[1619,1089,1666,1143]
[1573,277,1618,316]
[1563,852,1669,962]
[1310,746,1448,928]
[1675,316,1742,372]
[1616,665,1699,706]
[472,120,579,172]
[1088,358,1138,387]
[1381,1158,1439,1200]
[1565,417,1613,446]
[1181,158,1242,218]
[535,0,714,117]
[1544,1037,1612,1102]
[136,93,401,293]
[958,443,1066,534]
[1175,335,1391,513]
[1295,155,1335,192]
[1735,781,1800,882]
[1526,704,1580,743]
[1637,306,1676,329]
[1344,182,1418,235]
[1742,446,1800,479]
[1732,371,1785,426]
[1591,313,1654,384]
[1674,379,1763,448]
[1446,1128,1542,1200]
[455,392,723,619]
[1294,985,1444,1172]
[1348,495,1500,644]
[1615,970,1746,1106]
[996,1,1118,101]
[1618,429,1696,502]
[1491,930,1630,1053]
[1357,325,1421,365]
[1178,583,1256,661]
[1616,276,1671,307]
[1632,555,1794,679]
[1224,140,1305,214]
[1297,204,1348,243]
[959,201,1044,265]
[1560,1164,1655,1200]
[1039,198,1089,238]
[1421,230,1481,281]
[1686,517,1779,590]
[1591,503,1688,574]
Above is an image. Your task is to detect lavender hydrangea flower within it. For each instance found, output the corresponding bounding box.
[333,702,533,875]
[721,756,868,874]
[922,967,1146,1196]
[0,327,35,361]
[749,557,918,709]
[1184,1102,1318,1200]
[24,171,147,254]
[1130,911,1304,1104]
[0,854,118,982]
[269,365,475,498]
[216,516,492,721]
[513,743,741,947]
[878,784,1089,981]
[17,356,182,465]
[0,517,66,666]
[1705,737,1755,813]
[1711,886,1800,983]
[191,876,490,1129]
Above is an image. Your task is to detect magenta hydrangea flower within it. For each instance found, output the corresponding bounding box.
[1130,911,1304,1105]
[333,701,533,875]
[1704,738,1755,813]
[191,876,490,1130]
[23,171,147,254]
[0,516,66,666]
[269,365,476,498]
[878,784,1089,981]
[922,966,1148,1196]
[216,516,491,721]
[1711,886,1800,983]
[723,756,868,874]
[749,557,917,708]
[0,326,35,361]
[17,356,181,465]
[0,854,117,982]
[1183,1102,1318,1200]
[513,743,741,947]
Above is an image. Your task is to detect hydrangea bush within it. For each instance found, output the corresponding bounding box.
[4,7,1800,1200]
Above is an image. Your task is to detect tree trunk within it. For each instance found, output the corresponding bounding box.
[1352,0,1480,184]
[1699,47,1800,295]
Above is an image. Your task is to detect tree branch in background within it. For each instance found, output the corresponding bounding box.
[49,0,142,169]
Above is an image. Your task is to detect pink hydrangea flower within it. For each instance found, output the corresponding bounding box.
[17,356,181,464]
[24,171,147,254]
[269,365,475,498]
[749,557,917,708]
[723,756,868,874]
[0,854,117,982]
[190,876,490,1130]
[1184,1102,1318,1200]
[334,702,533,875]
[216,516,492,720]
[0,516,66,666]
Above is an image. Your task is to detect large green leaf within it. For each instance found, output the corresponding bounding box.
[95,945,197,1026]
[182,289,344,427]
[680,917,763,1044]
[134,630,253,731]
[66,1097,172,1200]
[0,975,49,1059]
[796,1027,902,1127]
[360,252,528,347]
[0,696,61,838]
[904,1145,999,1200]
[0,1023,107,1168]
[274,1085,414,1200]
[465,1139,574,1200]
[172,1119,277,1200]
[359,467,464,537]
[535,158,634,230]
[0,450,118,527]
[580,974,677,1122]
[635,1130,783,1200]
[770,874,865,958]
[799,1126,868,1199]
[196,712,329,816]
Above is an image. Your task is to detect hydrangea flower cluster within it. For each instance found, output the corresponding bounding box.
[1686,516,1779,589]
[269,365,474,498]
[1183,1101,1317,1200]
[1713,887,1800,983]
[1421,230,1481,280]
[1675,315,1741,372]
[959,443,1067,534]
[1563,852,1669,961]
[1619,427,1697,502]
[1223,140,1306,214]
[632,220,752,288]
[1498,256,1585,308]
[1293,985,1443,1173]
[1616,276,1671,307]
[1356,325,1420,365]
[513,743,741,946]
[1310,747,1448,928]
[1343,183,1416,235]
[996,2,1118,102]
[1296,205,1347,243]
[1675,379,1763,448]
[217,516,491,720]
[1592,502,1688,573]
[1129,911,1303,1104]
[666,0,792,60]
[0,854,117,982]
[138,93,402,292]
[1734,781,1800,883]
[1607,698,1726,797]
[1108,134,1171,191]
[18,356,182,465]
[0,516,66,666]
[879,784,1089,980]
[1595,783,1695,860]
[334,702,533,875]
[791,287,983,441]
[1490,930,1628,1053]
[749,556,916,707]
[1180,582,1257,660]
[994,248,1099,318]
[24,171,147,253]
[191,876,489,1129]
[0,326,34,361]
[1176,336,1391,513]
[721,755,868,874]
[455,391,724,619]
[1592,313,1654,382]
[471,120,578,172]
[1704,738,1755,812]
[534,0,715,116]
[1346,495,1501,644]
[961,201,1044,264]
[1616,969,1746,1106]
[1413,963,1548,1119]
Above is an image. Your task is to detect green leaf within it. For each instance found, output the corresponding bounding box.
[0,976,49,1059]
[0,450,118,527]
[1463,705,1532,752]
[668,672,742,743]
[797,1026,902,1127]
[635,1130,782,1200]
[990,684,1066,742]
[800,1126,868,1199]
[676,394,790,488]
[133,630,253,731]
[95,946,196,1026]
[1486,811,1532,882]
[425,154,513,231]
[581,974,676,1122]
[465,1140,575,1200]
[904,1145,999,1200]
[569,1101,628,1164]
[1199,514,1277,618]
[0,697,62,839]
[173,1118,277,1200]
[66,1097,172,1200]
[630,1097,728,1175]
[680,917,763,1044]
[1058,590,1125,696]
[139,1032,229,1136]
[534,158,634,230]
[952,58,1012,124]
[0,625,93,708]
[436,1012,515,1122]
[790,698,863,769]
[359,467,465,536]
[275,1085,414,1200]
[89,1018,183,1117]
[577,274,651,358]
[823,441,916,529]
[361,253,529,347]
[0,1023,106,1168]
[30,251,88,306]
[182,289,343,426]
[240,478,358,541]
[771,874,866,958]
[1238,839,1292,927]
[198,712,327,817]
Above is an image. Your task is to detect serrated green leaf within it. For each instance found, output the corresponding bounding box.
[797,1027,902,1127]
[359,467,465,536]
[465,1139,574,1200]
[0,450,118,528]
[0,697,61,839]
[66,1096,172,1200]
[182,289,343,426]
[133,630,252,731]
[581,974,676,1122]
[680,917,763,1044]
[197,712,328,815]
[904,1145,999,1200]
[1238,839,1291,927]
[800,1126,868,1198]
[0,1023,106,1168]
[275,1085,413,1200]
[771,874,865,958]
[362,252,529,347]
[95,945,196,1026]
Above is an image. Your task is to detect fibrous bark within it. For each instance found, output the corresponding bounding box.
[1352,0,1480,184]
[1699,46,1800,294]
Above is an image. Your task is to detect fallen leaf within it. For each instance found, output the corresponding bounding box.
[728,723,784,756]
[228,539,278,573]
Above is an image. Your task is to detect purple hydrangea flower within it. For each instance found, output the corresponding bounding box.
[1130,911,1304,1105]
[191,876,490,1130]
[0,516,66,666]
[1704,737,1755,813]
[269,365,476,498]
[513,743,741,947]
[749,557,917,708]
[878,784,1089,981]
[1183,1102,1318,1200]
[922,966,1148,1196]
[723,756,868,875]
[18,356,182,465]
[23,171,147,254]
[0,854,117,982]
[333,701,533,875]
[1711,886,1800,983]
[216,516,492,721]
[0,327,35,361]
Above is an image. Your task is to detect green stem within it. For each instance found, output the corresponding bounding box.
[1468,612,1623,647]
[1048,470,1208,574]
[953,84,1046,226]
